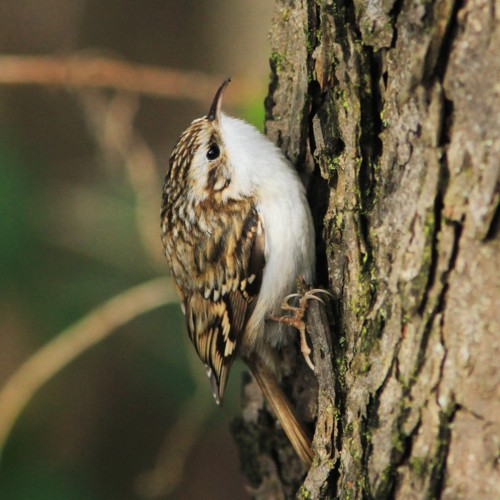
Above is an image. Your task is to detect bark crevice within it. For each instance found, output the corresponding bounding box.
[236,1,500,498]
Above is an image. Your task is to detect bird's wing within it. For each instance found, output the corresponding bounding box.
[183,206,265,404]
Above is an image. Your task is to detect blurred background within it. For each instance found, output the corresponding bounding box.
[0,1,273,498]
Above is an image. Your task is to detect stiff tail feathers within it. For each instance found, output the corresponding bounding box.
[248,358,313,468]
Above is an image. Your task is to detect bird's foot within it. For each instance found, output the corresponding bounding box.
[269,289,332,372]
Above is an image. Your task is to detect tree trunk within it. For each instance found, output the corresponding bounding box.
[232,0,500,498]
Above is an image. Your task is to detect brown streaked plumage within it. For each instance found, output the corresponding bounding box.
[161,78,315,467]
[163,193,264,402]
[161,103,265,403]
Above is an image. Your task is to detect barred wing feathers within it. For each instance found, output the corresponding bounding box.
[183,207,265,404]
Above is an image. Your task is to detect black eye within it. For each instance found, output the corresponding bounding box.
[206,144,220,161]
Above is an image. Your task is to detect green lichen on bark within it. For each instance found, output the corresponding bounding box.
[238,0,500,498]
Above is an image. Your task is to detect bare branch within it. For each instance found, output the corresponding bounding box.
[0,55,259,105]
[0,276,177,461]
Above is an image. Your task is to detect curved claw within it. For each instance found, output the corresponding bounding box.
[303,293,325,305]
[304,352,315,372]
[269,287,332,373]
[281,289,332,309]
[281,293,301,310]
[307,288,333,298]
[300,339,315,371]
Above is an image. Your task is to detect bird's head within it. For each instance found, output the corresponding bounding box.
[167,78,240,204]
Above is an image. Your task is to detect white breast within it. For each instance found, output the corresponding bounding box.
[220,114,315,350]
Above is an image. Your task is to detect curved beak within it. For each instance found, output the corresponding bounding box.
[207,77,231,122]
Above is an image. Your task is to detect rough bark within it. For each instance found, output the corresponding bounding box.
[233,0,500,498]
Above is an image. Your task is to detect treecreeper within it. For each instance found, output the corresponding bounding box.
[161,78,320,466]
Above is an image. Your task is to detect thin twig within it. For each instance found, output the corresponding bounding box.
[0,55,258,105]
[0,276,177,462]
[79,92,165,267]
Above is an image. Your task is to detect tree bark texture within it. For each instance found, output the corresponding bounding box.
[233,0,499,498]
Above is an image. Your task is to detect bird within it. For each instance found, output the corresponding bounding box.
[161,78,316,466]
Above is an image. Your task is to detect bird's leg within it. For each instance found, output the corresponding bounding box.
[268,289,331,371]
